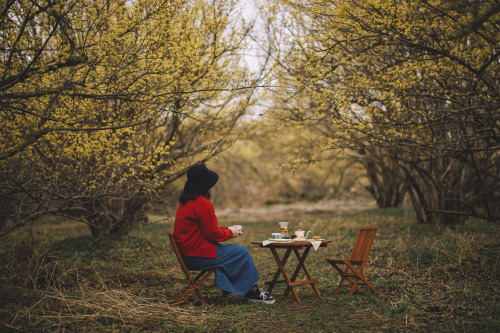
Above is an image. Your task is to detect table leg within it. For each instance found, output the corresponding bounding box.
[284,247,322,298]
[267,248,300,302]
[266,248,292,293]
[284,247,309,296]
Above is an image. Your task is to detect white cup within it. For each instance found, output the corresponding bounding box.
[272,233,282,239]
[231,225,243,234]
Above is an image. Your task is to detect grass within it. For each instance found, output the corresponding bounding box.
[0,206,499,332]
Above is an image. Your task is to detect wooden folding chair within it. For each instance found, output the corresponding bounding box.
[167,232,215,305]
[326,226,379,296]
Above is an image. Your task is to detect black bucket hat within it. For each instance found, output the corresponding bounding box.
[183,164,219,195]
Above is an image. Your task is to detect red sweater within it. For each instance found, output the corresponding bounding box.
[173,196,232,258]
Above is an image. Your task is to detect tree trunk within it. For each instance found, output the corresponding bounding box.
[85,194,150,236]
[359,148,407,208]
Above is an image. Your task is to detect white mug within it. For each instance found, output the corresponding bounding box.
[272,233,282,239]
[232,225,243,234]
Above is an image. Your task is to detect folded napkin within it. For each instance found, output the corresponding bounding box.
[310,240,322,251]
[262,240,273,246]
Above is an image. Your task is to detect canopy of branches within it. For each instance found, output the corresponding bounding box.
[266,0,499,223]
[0,0,257,236]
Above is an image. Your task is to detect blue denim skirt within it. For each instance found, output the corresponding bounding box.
[182,244,259,295]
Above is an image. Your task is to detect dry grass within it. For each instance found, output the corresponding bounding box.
[0,238,78,290]
[1,288,207,331]
[0,232,208,331]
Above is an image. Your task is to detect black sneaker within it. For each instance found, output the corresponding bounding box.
[245,288,275,304]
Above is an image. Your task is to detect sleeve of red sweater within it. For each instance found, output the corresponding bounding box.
[196,197,232,242]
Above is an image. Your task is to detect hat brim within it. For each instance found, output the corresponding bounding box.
[207,169,219,189]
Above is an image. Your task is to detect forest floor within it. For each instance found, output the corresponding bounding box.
[1,203,499,332]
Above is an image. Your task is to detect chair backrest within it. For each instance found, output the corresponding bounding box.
[167,232,192,276]
[350,227,377,266]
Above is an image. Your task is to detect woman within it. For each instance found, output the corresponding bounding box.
[173,164,275,304]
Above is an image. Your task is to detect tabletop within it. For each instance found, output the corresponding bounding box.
[251,240,331,249]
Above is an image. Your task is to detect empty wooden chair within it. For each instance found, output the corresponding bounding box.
[167,232,215,305]
[326,226,379,296]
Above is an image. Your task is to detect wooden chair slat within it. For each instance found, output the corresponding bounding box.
[326,226,379,296]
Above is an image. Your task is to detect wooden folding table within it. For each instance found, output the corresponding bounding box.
[251,239,330,303]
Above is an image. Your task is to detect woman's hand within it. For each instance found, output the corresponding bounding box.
[228,227,241,238]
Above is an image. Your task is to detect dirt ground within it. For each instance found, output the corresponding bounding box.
[217,200,377,221]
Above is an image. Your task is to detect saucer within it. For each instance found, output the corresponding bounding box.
[291,238,306,242]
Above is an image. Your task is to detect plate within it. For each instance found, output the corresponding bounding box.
[292,238,325,242]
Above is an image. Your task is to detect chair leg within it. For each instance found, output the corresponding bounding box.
[175,287,196,305]
[192,270,214,304]
[195,289,208,305]
[328,262,348,294]
[343,262,378,295]
[173,282,192,304]
[329,261,371,296]
[333,266,362,294]
[334,276,345,294]
[348,277,360,296]
[175,282,206,305]
[174,270,214,305]
[356,274,379,294]
[345,276,363,293]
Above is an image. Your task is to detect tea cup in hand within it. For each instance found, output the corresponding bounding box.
[232,225,243,234]
[229,226,241,237]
